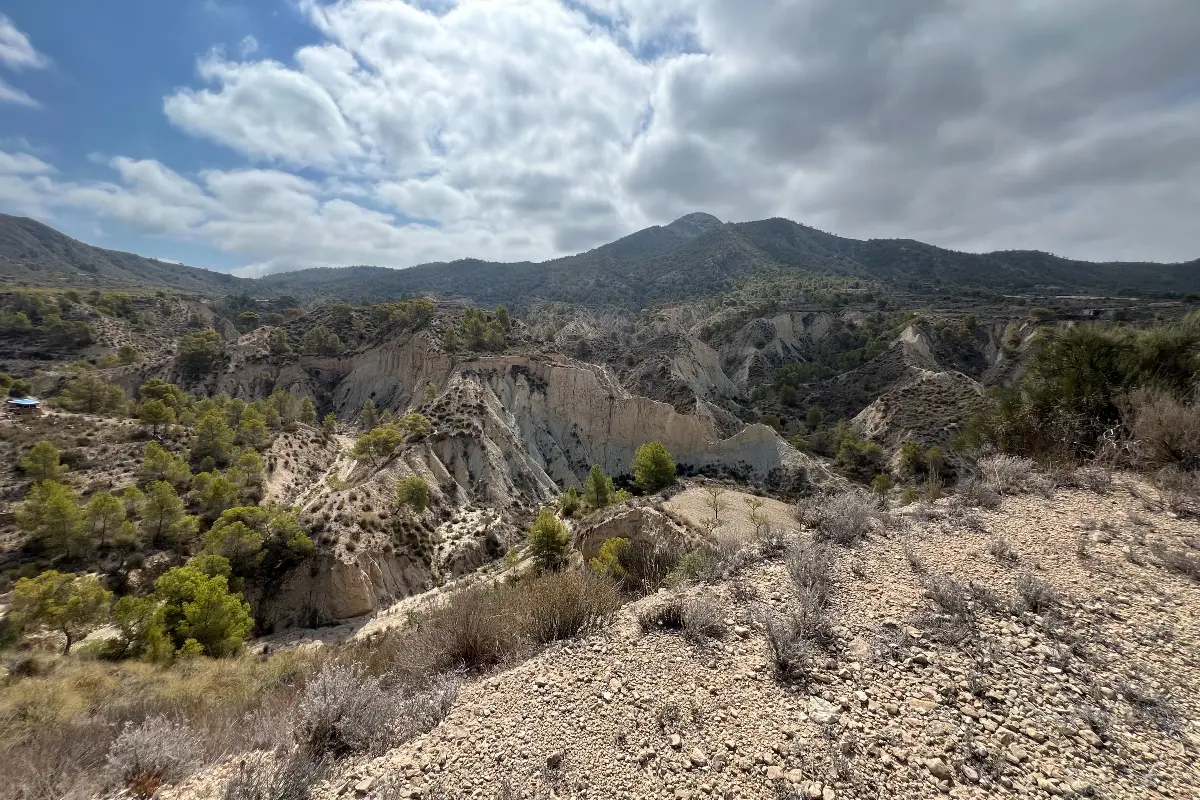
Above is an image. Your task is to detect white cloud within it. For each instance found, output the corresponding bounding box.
[6,0,1200,271]
[0,14,48,70]
[0,150,53,174]
[0,14,48,106]
[0,76,38,107]
[238,35,259,58]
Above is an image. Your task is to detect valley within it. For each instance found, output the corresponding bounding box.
[0,215,1198,800]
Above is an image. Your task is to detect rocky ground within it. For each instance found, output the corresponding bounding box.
[165,477,1200,800]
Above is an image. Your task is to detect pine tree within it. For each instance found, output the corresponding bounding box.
[12,571,111,655]
[20,441,63,482]
[299,397,317,425]
[632,442,676,492]
[236,407,270,449]
[16,480,88,559]
[527,508,569,571]
[84,492,126,549]
[193,410,236,464]
[361,398,379,429]
[139,441,192,488]
[583,464,614,509]
[140,481,198,549]
[137,399,175,434]
[396,476,430,513]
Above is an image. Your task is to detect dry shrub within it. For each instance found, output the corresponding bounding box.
[986,536,1019,565]
[1153,467,1200,517]
[638,595,687,632]
[925,575,971,619]
[1015,573,1058,612]
[223,749,330,800]
[761,605,832,681]
[403,570,622,674]
[105,715,200,788]
[753,522,788,559]
[1150,543,1200,581]
[516,570,622,644]
[681,596,725,643]
[294,663,459,758]
[1124,389,1200,470]
[1,652,318,800]
[979,455,1044,495]
[1073,466,1113,494]
[797,489,881,546]
[955,477,1001,509]
[638,593,724,644]
[605,537,687,595]
[785,539,834,608]
[409,587,525,672]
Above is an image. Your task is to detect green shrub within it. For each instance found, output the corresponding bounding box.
[558,487,582,517]
[835,435,885,482]
[632,442,676,492]
[396,476,430,513]
[527,508,569,571]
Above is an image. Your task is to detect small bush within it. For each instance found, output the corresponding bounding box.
[1015,573,1058,612]
[681,596,725,644]
[926,575,971,619]
[639,594,724,644]
[294,663,458,758]
[1124,389,1200,470]
[955,477,1001,509]
[593,536,685,594]
[415,588,523,671]
[223,749,330,800]
[979,455,1038,494]
[785,540,834,608]
[1150,543,1200,581]
[796,489,880,546]
[762,610,821,681]
[986,536,1019,565]
[638,595,686,632]
[1153,467,1200,517]
[904,545,927,575]
[517,571,621,643]
[105,715,200,788]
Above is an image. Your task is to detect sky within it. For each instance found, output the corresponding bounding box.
[1,0,1198,277]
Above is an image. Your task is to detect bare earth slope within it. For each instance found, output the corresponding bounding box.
[168,480,1200,800]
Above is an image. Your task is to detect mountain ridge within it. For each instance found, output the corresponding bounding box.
[2,211,1197,308]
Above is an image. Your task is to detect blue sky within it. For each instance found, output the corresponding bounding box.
[2,1,319,267]
[1,1,1197,276]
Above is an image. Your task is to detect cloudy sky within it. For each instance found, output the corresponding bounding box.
[1,0,1198,276]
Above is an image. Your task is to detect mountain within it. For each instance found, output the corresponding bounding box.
[0,214,251,295]
[2,211,1197,308]
[263,215,1200,307]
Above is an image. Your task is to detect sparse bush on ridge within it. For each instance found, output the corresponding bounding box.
[1124,389,1200,470]
[591,535,686,594]
[638,593,724,644]
[978,454,1047,495]
[294,663,458,758]
[105,715,200,790]
[1015,573,1058,613]
[955,477,1001,509]
[796,489,881,546]
[222,749,329,800]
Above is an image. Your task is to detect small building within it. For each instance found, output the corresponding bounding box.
[5,397,42,414]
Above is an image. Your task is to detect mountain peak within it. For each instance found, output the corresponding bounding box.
[665,212,722,235]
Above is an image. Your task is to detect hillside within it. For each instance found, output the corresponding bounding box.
[260,216,1200,308]
[0,215,251,295]
[3,213,1198,309]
